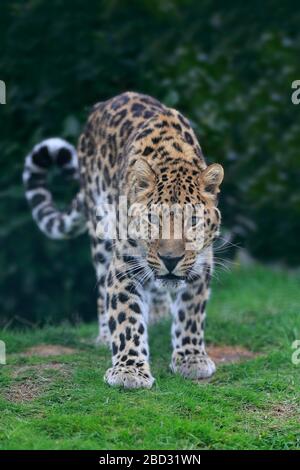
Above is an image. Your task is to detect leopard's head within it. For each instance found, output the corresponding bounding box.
[128,153,224,284]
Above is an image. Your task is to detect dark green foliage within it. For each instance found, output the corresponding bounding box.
[0,0,299,324]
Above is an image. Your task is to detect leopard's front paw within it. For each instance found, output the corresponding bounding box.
[171,351,216,380]
[104,363,155,389]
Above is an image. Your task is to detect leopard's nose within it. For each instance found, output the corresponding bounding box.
[158,253,184,273]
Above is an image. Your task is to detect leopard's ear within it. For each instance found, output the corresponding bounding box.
[201,163,224,196]
[132,158,156,194]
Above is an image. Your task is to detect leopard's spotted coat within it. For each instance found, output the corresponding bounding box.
[23,92,224,388]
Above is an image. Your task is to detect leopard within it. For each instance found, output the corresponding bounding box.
[23,92,224,389]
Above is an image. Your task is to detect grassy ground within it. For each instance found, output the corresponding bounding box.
[0,265,299,450]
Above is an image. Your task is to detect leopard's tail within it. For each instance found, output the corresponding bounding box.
[23,138,87,239]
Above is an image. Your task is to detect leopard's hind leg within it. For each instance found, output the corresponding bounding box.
[149,283,171,324]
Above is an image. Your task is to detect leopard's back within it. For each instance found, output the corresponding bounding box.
[77,92,167,203]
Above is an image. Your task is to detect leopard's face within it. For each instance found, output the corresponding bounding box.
[129,157,224,283]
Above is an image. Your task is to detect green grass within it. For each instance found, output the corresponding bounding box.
[0,265,300,450]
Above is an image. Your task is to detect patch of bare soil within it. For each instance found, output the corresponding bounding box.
[6,363,70,403]
[270,403,299,420]
[6,344,77,402]
[207,345,258,364]
[244,402,299,421]
[21,344,77,357]
[7,381,42,403]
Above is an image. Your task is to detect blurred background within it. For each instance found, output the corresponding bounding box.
[0,0,299,327]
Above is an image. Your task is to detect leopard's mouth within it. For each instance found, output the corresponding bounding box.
[156,273,185,281]
[155,277,186,288]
